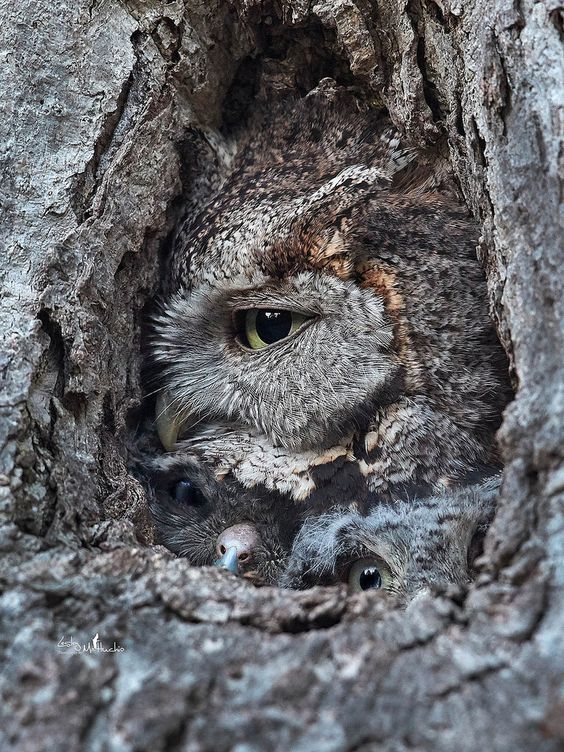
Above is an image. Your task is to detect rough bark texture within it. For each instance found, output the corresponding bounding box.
[0,1,562,750]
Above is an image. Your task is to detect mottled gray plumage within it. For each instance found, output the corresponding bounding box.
[148,448,499,593]
[150,85,509,509]
[281,478,500,602]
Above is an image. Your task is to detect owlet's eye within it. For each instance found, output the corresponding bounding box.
[173,479,206,507]
[241,309,311,350]
[347,558,391,592]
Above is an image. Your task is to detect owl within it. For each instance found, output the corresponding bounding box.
[281,477,500,601]
[147,83,510,552]
[147,450,300,584]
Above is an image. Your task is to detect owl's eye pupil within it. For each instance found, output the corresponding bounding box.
[241,308,311,350]
[173,479,206,506]
[255,310,293,344]
[358,566,382,590]
[347,558,387,591]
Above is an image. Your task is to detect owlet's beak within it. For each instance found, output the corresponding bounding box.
[214,548,240,575]
[213,524,260,578]
[155,391,185,451]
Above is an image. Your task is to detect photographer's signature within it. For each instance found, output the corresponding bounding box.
[57,633,125,654]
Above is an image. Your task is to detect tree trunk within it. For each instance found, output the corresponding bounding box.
[0,1,562,750]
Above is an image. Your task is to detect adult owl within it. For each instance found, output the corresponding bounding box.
[148,83,510,528]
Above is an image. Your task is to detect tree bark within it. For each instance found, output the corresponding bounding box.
[0,1,562,750]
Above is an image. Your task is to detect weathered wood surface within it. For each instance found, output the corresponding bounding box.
[0,1,562,749]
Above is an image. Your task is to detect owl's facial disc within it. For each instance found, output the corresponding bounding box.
[153,272,399,453]
[281,478,499,594]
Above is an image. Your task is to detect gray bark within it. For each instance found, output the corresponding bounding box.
[0,1,562,750]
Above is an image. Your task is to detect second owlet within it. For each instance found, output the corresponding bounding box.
[281,476,499,599]
[149,85,510,524]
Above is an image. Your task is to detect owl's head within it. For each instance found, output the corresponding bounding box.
[150,91,508,472]
[280,478,499,602]
[148,451,300,585]
[153,269,400,453]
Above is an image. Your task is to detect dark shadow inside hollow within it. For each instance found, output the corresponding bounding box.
[220,15,357,133]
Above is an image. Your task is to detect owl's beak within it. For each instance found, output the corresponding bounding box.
[213,523,260,577]
[155,391,184,451]
[213,547,240,575]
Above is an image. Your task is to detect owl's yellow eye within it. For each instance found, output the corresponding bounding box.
[242,309,310,350]
[347,558,392,592]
